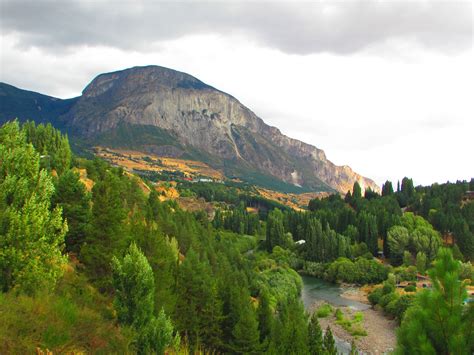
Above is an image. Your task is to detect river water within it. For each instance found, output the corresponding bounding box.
[300,275,370,354]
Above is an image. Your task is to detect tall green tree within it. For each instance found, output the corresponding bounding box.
[22,121,71,175]
[396,248,474,354]
[266,208,286,251]
[257,289,273,348]
[0,121,67,294]
[388,226,410,264]
[382,180,394,196]
[53,169,91,253]
[112,243,177,354]
[323,326,337,355]
[308,312,324,355]
[352,181,362,200]
[112,243,155,329]
[81,170,127,290]
[230,287,261,354]
[269,297,309,354]
[174,249,223,352]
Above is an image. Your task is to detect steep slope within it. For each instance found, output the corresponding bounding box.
[63,66,378,193]
[0,66,379,193]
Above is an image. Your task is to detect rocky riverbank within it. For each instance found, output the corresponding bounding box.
[310,300,397,354]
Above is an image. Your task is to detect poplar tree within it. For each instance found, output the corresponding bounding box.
[352,181,362,200]
[266,208,285,251]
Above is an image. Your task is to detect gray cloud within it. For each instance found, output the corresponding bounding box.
[1,0,471,55]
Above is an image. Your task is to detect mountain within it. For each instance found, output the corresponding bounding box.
[0,66,379,194]
[0,82,77,127]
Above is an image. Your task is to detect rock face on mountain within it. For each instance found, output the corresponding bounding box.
[1,66,379,193]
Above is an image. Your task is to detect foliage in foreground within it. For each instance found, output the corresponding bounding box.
[0,121,67,294]
[396,248,474,354]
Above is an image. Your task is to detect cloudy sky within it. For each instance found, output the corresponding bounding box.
[1,0,472,187]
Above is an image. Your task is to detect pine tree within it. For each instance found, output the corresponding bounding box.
[308,312,323,355]
[0,121,67,294]
[175,249,223,352]
[112,243,178,354]
[269,297,309,354]
[416,251,427,274]
[53,169,91,253]
[323,325,337,355]
[112,243,155,329]
[231,288,261,354]
[396,248,474,354]
[81,170,127,291]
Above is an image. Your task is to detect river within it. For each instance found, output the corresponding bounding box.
[300,275,370,354]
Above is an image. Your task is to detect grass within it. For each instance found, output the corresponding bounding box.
[316,303,333,318]
[335,309,368,337]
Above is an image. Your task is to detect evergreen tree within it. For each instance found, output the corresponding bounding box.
[112,243,154,329]
[22,121,71,175]
[266,208,286,251]
[352,181,362,200]
[396,248,474,354]
[305,217,323,262]
[257,289,273,346]
[112,243,177,354]
[53,169,91,253]
[269,297,309,354]
[0,121,67,294]
[174,249,223,351]
[230,288,261,354]
[81,170,127,291]
[416,251,427,274]
[323,326,337,355]
[308,312,324,355]
[382,180,394,196]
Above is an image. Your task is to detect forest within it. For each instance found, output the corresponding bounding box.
[0,120,473,354]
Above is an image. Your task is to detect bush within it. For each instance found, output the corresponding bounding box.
[404,285,416,292]
[379,292,398,309]
[368,287,383,305]
[316,303,333,318]
[393,294,414,322]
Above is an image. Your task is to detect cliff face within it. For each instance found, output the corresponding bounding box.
[2,66,379,193]
[63,66,378,193]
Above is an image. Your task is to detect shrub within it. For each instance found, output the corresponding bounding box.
[404,285,416,292]
[379,292,398,309]
[368,287,383,305]
[316,303,333,318]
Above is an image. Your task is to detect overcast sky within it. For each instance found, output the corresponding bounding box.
[1,0,472,187]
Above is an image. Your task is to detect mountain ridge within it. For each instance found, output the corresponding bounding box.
[0,66,379,194]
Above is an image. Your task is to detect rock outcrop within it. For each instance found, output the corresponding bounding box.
[1,66,379,193]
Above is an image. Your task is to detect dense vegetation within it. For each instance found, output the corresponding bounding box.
[0,120,335,354]
[1,119,472,353]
